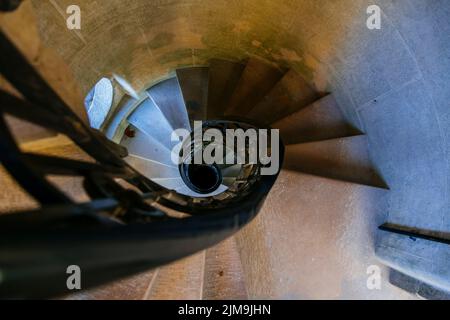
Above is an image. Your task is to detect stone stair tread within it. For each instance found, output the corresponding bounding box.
[207,59,245,120]
[121,125,174,166]
[147,77,191,132]
[177,67,209,124]
[376,228,450,294]
[272,95,360,144]
[125,155,179,179]
[152,177,186,190]
[235,170,411,299]
[66,271,156,300]
[175,184,228,198]
[203,237,248,300]
[128,97,176,150]
[145,251,205,300]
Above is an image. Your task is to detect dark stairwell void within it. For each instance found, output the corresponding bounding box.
[1,0,450,299]
[180,164,223,194]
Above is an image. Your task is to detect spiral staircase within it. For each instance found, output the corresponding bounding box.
[1,0,450,300]
[63,57,393,300]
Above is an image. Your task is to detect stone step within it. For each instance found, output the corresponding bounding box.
[207,59,245,120]
[272,95,360,144]
[145,251,206,300]
[225,58,284,117]
[248,69,319,125]
[203,237,248,300]
[177,67,209,124]
[284,135,387,188]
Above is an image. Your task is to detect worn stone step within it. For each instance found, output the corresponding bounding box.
[145,251,206,300]
[177,67,209,124]
[121,125,173,167]
[284,135,388,188]
[235,170,414,299]
[66,271,156,300]
[272,95,360,144]
[147,77,191,132]
[128,97,176,150]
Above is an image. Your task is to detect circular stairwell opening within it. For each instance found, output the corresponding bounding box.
[180,163,223,195]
